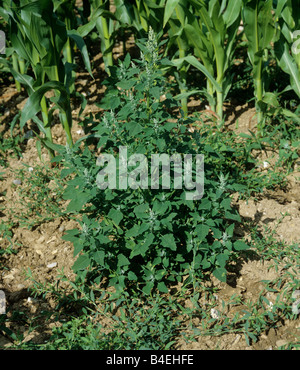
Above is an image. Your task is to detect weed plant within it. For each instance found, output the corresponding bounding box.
[59,30,249,297]
[8,163,67,228]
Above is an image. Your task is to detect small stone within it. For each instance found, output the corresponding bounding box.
[292,300,300,315]
[263,161,269,168]
[16,284,26,290]
[210,308,221,319]
[28,167,34,172]
[232,334,241,346]
[13,179,22,185]
[276,340,288,348]
[47,262,57,269]
[59,225,65,232]
[292,290,300,299]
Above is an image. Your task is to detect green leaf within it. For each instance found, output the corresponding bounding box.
[163,0,180,27]
[157,281,169,293]
[128,271,138,281]
[67,29,93,78]
[274,40,300,98]
[196,224,210,241]
[20,81,70,129]
[66,190,90,212]
[216,253,229,268]
[118,253,130,267]
[225,210,241,222]
[161,233,177,251]
[108,208,123,225]
[94,250,105,266]
[213,267,227,282]
[130,233,154,258]
[142,282,154,295]
[61,228,80,242]
[172,55,222,93]
[73,254,90,271]
[233,240,249,251]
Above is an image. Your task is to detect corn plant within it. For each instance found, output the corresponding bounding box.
[114,0,165,38]
[81,0,116,74]
[0,0,92,158]
[274,0,300,99]
[53,0,79,94]
[241,0,276,133]
[162,0,192,117]
[164,0,242,121]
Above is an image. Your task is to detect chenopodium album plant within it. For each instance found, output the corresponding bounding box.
[61,30,248,296]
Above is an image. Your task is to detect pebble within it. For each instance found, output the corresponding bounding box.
[263,161,269,168]
[58,225,65,233]
[276,339,288,348]
[210,308,221,319]
[231,334,241,346]
[291,290,300,315]
[47,262,57,269]
[12,179,22,185]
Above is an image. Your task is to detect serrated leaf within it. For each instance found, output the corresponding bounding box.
[161,233,177,251]
[225,211,241,222]
[94,250,105,266]
[233,240,249,251]
[117,253,130,267]
[108,208,123,225]
[142,282,154,295]
[196,224,210,241]
[213,267,227,282]
[127,271,137,281]
[66,190,90,212]
[72,254,90,271]
[216,253,229,268]
[157,281,169,293]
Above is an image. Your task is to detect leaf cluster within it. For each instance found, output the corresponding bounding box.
[58,33,249,295]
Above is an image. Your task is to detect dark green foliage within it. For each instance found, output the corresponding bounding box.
[59,32,248,296]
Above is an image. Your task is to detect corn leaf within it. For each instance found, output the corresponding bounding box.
[20,81,70,129]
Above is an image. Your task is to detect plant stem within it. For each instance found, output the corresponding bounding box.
[207,80,216,112]
[178,46,188,118]
[50,25,73,147]
[65,17,75,93]
[12,53,21,92]
[18,58,25,75]
[255,69,264,133]
[40,96,55,159]
[216,90,223,122]
[60,110,73,148]
[99,0,113,74]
